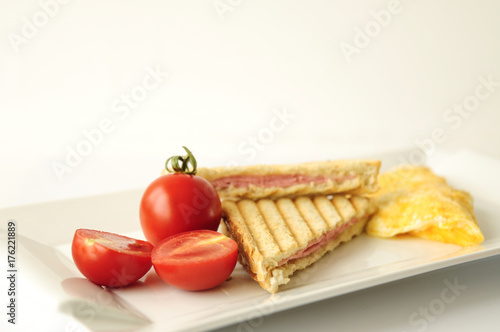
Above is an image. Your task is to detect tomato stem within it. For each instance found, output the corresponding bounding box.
[165,146,198,175]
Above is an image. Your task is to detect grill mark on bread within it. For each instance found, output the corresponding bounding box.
[349,195,369,213]
[221,201,264,277]
[275,198,313,248]
[313,196,343,229]
[256,199,297,254]
[332,195,356,222]
[350,196,373,212]
[236,200,281,259]
[294,197,329,238]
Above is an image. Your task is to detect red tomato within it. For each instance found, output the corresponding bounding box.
[72,229,153,288]
[151,230,238,291]
[140,173,222,245]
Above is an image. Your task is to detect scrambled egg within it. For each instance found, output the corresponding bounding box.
[366,165,484,247]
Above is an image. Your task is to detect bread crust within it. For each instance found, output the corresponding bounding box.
[199,159,380,177]
[195,159,380,200]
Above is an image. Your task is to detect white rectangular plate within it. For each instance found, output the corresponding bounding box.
[2,149,500,332]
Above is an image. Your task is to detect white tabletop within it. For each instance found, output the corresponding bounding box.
[1,1,499,331]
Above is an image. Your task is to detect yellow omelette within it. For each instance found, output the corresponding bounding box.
[366,165,484,247]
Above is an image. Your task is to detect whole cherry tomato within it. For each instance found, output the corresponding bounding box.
[139,147,222,245]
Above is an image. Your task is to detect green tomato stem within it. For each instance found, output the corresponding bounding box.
[165,146,197,175]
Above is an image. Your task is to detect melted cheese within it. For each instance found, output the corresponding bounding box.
[366,166,484,247]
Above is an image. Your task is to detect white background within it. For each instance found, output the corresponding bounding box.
[1,1,500,331]
[1,0,500,208]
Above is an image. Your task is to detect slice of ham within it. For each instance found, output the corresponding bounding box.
[211,174,357,189]
[278,217,360,267]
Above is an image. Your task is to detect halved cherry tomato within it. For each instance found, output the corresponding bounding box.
[151,230,238,291]
[72,229,153,288]
[140,147,222,245]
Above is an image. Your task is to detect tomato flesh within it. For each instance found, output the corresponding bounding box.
[72,229,153,288]
[152,230,238,291]
[140,173,222,245]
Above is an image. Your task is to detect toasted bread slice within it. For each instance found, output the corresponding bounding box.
[190,160,381,200]
[222,194,375,293]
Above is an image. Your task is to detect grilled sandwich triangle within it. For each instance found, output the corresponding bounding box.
[222,194,376,293]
